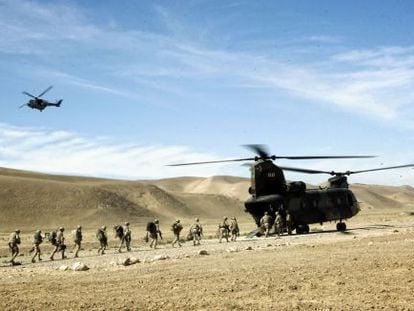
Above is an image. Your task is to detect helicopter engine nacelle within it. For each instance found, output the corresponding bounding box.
[287,181,306,194]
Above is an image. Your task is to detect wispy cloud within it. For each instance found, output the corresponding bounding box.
[0,123,225,179]
[2,0,414,130]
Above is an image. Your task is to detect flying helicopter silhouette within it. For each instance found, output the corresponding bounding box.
[20,86,62,111]
[168,145,414,234]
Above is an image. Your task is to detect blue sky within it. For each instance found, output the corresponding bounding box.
[1,0,414,185]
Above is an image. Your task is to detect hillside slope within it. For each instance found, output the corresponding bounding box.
[1,168,414,230]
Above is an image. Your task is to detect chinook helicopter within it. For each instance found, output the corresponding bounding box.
[20,86,62,111]
[169,145,414,233]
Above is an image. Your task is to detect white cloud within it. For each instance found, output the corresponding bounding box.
[0,123,226,179]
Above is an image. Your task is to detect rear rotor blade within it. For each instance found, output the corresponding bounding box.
[279,166,335,175]
[37,85,53,98]
[275,155,376,160]
[19,104,27,108]
[347,163,414,175]
[167,157,255,166]
[22,91,36,99]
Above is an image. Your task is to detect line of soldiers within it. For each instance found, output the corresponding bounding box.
[259,211,292,237]
[6,217,216,264]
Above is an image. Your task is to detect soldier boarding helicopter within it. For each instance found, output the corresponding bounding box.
[169,145,414,234]
[20,86,62,111]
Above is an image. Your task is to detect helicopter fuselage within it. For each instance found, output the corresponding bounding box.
[244,159,359,232]
[245,187,360,230]
[27,99,62,111]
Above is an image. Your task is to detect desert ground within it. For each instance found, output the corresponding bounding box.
[1,168,414,310]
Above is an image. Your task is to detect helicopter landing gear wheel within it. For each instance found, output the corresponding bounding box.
[336,222,346,231]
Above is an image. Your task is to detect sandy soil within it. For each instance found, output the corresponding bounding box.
[2,212,414,310]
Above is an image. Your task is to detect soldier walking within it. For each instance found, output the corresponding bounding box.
[8,229,21,265]
[97,226,108,255]
[146,219,162,249]
[190,218,203,246]
[260,212,273,237]
[73,225,82,258]
[229,217,240,241]
[50,227,66,261]
[31,229,43,263]
[274,212,283,236]
[218,217,230,243]
[171,219,183,247]
[113,224,124,252]
[119,222,132,252]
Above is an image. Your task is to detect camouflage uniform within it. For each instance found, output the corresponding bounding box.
[274,212,283,236]
[8,229,21,264]
[260,212,273,237]
[218,217,230,243]
[119,222,132,252]
[190,218,203,246]
[229,217,240,241]
[31,230,43,263]
[171,220,183,247]
[50,227,66,260]
[97,226,108,255]
[73,225,82,258]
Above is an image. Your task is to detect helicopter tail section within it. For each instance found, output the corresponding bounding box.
[56,99,63,107]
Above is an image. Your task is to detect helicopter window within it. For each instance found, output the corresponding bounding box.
[312,200,317,208]
[336,198,342,205]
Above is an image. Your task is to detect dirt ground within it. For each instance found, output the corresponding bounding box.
[2,210,414,310]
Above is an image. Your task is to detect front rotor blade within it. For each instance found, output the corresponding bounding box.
[22,92,36,99]
[37,85,53,98]
[275,155,376,160]
[347,163,414,175]
[19,104,27,108]
[167,157,255,166]
[243,144,270,158]
[279,166,335,175]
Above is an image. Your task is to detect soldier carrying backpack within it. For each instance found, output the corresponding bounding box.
[72,225,83,258]
[31,229,43,263]
[146,219,162,249]
[50,227,66,261]
[118,222,132,253]
[96,225,108,255]
[171,219,183,247]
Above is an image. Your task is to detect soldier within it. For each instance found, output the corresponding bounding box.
[31,229,43,263]
[190,218,203,246]
[218,216,230,243]
[229,217,240,241]
[146,219,162,249]
[50,227,66,261]
[171,219,183,247]
[274,212,283,236]
[113,224,124,252]
[119,222,132,252]
[286,212,293,235]
[260,211,273,237]
[73,225,82,258]
[8,229,21,265]
[97,226,108,255]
